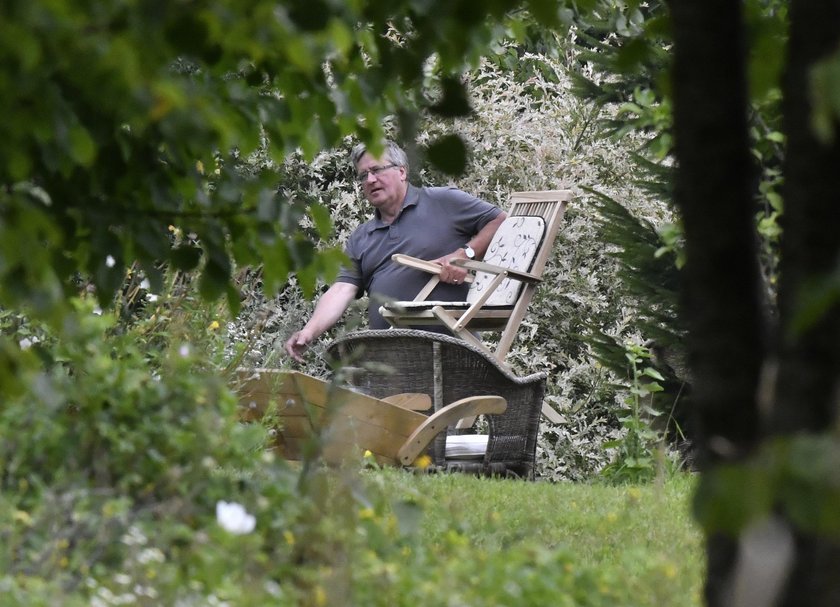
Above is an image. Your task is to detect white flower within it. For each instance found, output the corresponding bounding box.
[19,337,33,350]
[216,500,256,535]
[179,344,190,358]
[92,306,103,316]
[137,547,165,565]
[140,278,150,290]
[106,255,116,268]
[114,573,132,586]
[145,293,159,302]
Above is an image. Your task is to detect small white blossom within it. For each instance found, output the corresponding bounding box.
[264,580,283,598]
[92,306,103,316]
[19,337,33,350]
[179,344,190,358]
[121,525,147,547]
[114,573,132,586]
[216,500,256,535]
[145,293,159,302]
[106,255,116,268]
[140,278,150,290]
[137,547,165,565]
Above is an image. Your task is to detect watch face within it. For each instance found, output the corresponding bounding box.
[464,245,475,259]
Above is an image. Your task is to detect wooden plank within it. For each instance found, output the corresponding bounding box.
[237,369,426,434]
[391,254,474,283]
[397,395,507,465]
[381,306,512,330]
[381,393,433,411]
[290,372,425,436]
[277,436,397,466]
[235,369,430,464]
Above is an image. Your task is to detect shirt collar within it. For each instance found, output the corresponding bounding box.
[366,184,420,233]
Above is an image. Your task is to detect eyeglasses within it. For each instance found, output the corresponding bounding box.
[356,163,399,183]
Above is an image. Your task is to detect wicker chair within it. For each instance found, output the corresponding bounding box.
[326,329,547,479]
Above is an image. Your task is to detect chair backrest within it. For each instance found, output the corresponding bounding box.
[481,190,571,359]
[467,215,546,306]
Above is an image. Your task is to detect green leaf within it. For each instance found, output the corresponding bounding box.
[426,135,466,176]
[694,463,773,535]
[641,367,665,381]
[260,240,291,295]
[526,0,562,28]
[317,246,348,284]
[429,77,472,118]
[170,245,202,272]
[309,203,333,239]
[69,125,96,167]
[199,257,228,301]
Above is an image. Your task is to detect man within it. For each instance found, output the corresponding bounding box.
[284,140,506,362]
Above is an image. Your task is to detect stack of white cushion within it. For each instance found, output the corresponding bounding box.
[444,434,489,460]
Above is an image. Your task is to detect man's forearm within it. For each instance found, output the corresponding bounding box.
[301,282,358,338]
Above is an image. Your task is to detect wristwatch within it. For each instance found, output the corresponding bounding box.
[462,244,476,259]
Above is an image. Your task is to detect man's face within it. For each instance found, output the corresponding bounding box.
[355,152,407,211]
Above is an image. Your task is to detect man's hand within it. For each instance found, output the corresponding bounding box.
[432,248,470,285]
[284,329,314,363]
[283,282,358,362]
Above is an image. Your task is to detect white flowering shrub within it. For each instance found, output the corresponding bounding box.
[226,43,675,480]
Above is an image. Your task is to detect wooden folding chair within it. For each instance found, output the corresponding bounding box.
[379,190,570,422]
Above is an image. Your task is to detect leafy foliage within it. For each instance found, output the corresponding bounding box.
[0,0,568,322]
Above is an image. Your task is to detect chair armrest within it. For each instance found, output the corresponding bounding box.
[450,258,542,283]
[397,395,507,465]
[392,254,474,284]
[391,254,442,275]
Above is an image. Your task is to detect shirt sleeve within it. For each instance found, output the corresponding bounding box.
[434,187,503,237]
[335,231,364,293]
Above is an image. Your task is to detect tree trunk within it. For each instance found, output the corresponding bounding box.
[774,1,840,605]
[667,1,766,605]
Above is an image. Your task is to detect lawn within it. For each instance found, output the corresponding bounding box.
[340,469,705,606]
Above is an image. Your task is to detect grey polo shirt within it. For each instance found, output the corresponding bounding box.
[337,184,502,329]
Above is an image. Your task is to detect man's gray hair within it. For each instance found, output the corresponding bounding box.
[350,140,409,173]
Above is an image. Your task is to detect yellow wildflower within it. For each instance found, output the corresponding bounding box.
[13,510,32,526]
[208,320,220,331]
[359,508,375,521]
[414,454,432,469]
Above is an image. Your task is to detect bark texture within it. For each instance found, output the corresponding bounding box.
[775,1,840,605]
[667,1,765,605]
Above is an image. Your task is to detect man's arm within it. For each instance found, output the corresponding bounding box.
[284,281,359,362]
[434,212,507,283]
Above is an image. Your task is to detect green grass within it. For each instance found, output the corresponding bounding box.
[350,469,705,606]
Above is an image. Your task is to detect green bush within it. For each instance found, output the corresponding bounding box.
[0,294,282,602]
